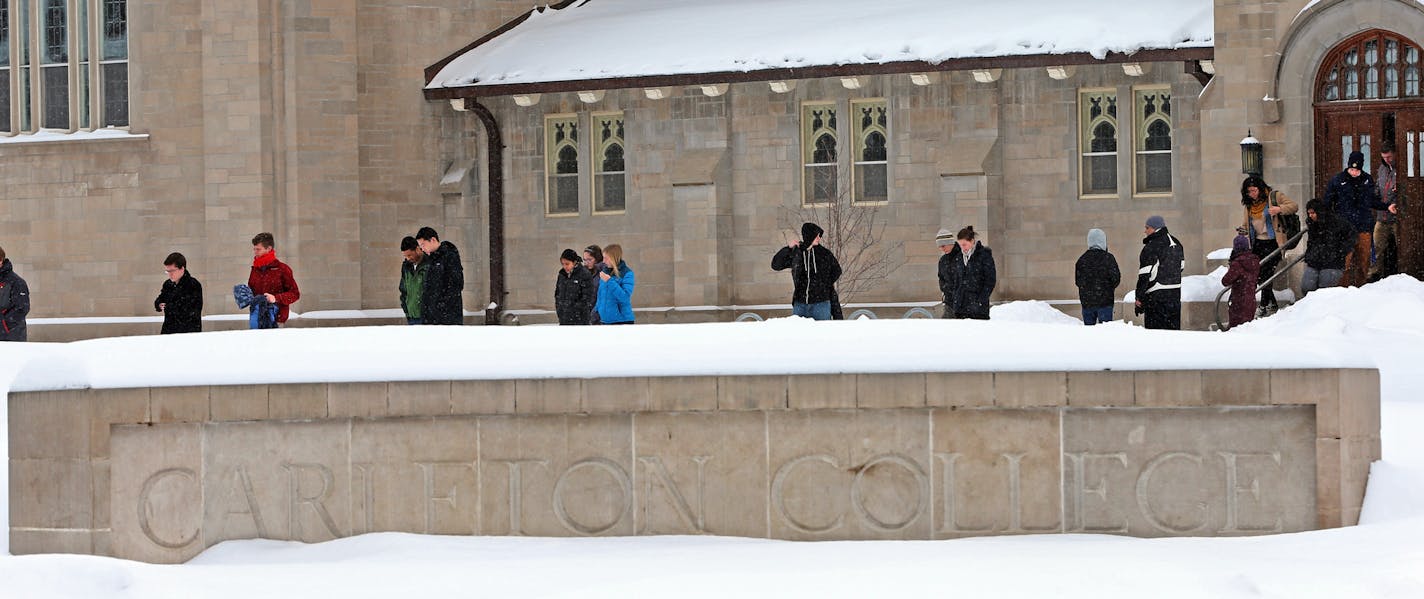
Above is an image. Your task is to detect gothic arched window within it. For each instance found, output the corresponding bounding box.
[852,99,889,203]
[594,112,626,212]
[1318,30,1424,102]
[1080,90,1118,195]
[1135,88,1173,194]
[802,102,839,204]
[546,115,580,215]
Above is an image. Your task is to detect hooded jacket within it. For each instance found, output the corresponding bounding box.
[1303,204,1356,270]
[0,259,30,342]
[421,240,465,325]
[1222,238,1260,328]
[771,223,842,305]
[154,271,204,334]
[1074,229,1121,309]
[950,241,996,319]
[248,252,300,324]
[555,264,596,325]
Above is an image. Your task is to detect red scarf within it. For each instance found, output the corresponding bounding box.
[253,251,278,268]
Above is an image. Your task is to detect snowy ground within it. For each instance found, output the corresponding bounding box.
[3,277,1424,597]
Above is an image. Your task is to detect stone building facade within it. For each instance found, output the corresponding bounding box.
[2,0,1422,329]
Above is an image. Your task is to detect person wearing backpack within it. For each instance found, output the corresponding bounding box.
[1240,176,1298,316]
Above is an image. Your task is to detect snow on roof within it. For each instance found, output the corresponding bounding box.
[427,0,1214,91]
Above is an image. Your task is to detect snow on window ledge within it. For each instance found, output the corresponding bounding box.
[0,128,149,146]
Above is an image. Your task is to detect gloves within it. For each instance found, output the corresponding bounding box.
[1134,302,1145,316]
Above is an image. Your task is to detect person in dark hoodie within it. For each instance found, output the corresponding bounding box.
[155,252,203,334]
[772,222,842,321]
[248,232,300,326]
[555,248,596,325]
[1074,228,1120,325]
[1302,199,1356,297]
[416,227,464,325]
[1135,215,1185,330]
[1324,150,1396,287]
[935,228,962,318]
[0,246,30,342]
[1221,235,1260,329]
[949,226,996,320]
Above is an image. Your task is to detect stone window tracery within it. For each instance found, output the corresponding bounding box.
[1319,30,1423,103]
[1079,90,1118,196]
[802,102,838,204]
[0,0,127,135]
[1135,87,1172,194]
[593,112,626,213]
[851,99,888,203]
[545,115,580,215]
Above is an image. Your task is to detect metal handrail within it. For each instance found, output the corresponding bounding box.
[1213,229,1308,331]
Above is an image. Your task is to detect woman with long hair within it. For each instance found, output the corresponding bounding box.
[594,244,636,324]
[1240,175,1297,316]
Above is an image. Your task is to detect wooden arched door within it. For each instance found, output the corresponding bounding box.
[1314,29,1424,278]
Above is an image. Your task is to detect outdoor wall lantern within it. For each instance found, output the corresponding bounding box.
[1240,130,1263,176]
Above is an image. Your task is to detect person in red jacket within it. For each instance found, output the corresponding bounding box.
[248,232,300,325]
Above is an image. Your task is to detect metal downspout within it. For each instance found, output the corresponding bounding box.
[468,100,506,325]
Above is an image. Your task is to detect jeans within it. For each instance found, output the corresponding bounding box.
[406,317,423,325]
[792,300,833,321]
[1301,266,1343,297]
[1081,305,1114,325]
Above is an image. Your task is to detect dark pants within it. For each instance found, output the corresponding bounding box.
[1082,305,1114,325]
[406,317,423,325]
[1371,221,1399,280]
[1343,232,1372,287]
[1144,291,1181,330]
[1251,238,1279,308]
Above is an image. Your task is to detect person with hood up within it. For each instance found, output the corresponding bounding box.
[1324,150,1396,287]
[248,232,300,326]
[947,226,996,320]
[772,222,842,321]
[594,243,636,324]
[1074,228,1120,325]
[0,246,30,342]
[1302,199,1356,297]
[416,227,465,325]
[1135,215,1185,330]
[155,252,204,334]
[555,248,596,325]
[1221,235,1260,329]
[935,228,962,318]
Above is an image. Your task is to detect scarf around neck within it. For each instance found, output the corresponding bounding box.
[253,251,278,268]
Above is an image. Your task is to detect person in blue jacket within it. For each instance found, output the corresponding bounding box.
[1324,150,1396,286]
[594,243,636,324]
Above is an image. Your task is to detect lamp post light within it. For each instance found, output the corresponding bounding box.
[1240,130,1263,176]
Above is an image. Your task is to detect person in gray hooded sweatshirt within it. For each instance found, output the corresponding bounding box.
[1074,228,1121,325]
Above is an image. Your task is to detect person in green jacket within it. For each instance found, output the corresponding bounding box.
[398,236,428,325]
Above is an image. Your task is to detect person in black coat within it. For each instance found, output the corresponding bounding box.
[1075,228,1120,325]
[1302,199,1356,296]
[772,222,842,321]
[1324,150,1396,286]
[416,227,465,325]
[0,246,30,342]
[935,228,962,318]
[1135,215,1185,330]
[155,252,203,334]
[949,226,996,320]
[554,248,596,325]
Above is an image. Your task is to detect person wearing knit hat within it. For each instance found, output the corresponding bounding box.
[772,222,842,320]
[1221,235,1261,329]
[1136,215,1185,330]
[935,228,962,318]
[1074,228,1120,325]
[1325,149,1396,286]
[554,247,596,325]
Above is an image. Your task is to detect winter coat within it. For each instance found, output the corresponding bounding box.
[1137,227,1185,330]
[950,242,996,320]
[1075,247,1120,309]
[1241,189,1300,247]
[1324,170,1388,233]
[248,253,300,324]
[938,245,963,307]
[1376,159,1403,223]
[0,259,30,342]
[594,261,636,324]
[154,272,204,334]
[1222,250,1260,328]
[421,241,465,325]
[399,259,428,320]
[233,284,278,329]
[555,264,596,325]
[1303,211,1355,270]
[771,244,842,305]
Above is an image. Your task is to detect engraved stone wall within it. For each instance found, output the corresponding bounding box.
[8,369,1380,563]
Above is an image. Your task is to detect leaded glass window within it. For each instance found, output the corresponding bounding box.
[1135,88,1172,194]
[1079,90,1118,196]
[593,112,626,212]
[1318,30,1424,103]
[1,0,128,134]
[802,102,838,204]
[851,99,888,203]
[545,115,580,215]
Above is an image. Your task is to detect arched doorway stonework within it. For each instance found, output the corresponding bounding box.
[1270,0,1424,278]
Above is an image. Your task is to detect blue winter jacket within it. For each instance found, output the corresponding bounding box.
[594,261,636,324]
